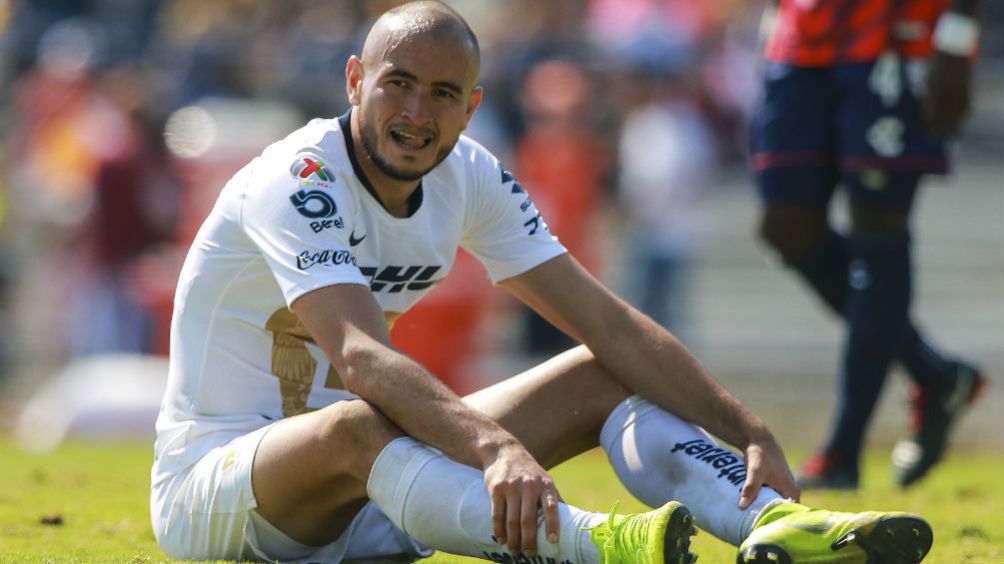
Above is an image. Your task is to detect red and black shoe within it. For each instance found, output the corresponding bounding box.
[893,361,988,488]
[796,451,858,490]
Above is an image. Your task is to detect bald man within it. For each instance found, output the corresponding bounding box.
[150,2,935,563]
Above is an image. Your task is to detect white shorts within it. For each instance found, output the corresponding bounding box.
[151,424,432,562]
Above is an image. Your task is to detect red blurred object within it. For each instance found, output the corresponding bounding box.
[390,250,493,395]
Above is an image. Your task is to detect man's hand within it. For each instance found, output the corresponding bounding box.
[923,51,972,138]
[739,438,801,509]
[483,444,560,557]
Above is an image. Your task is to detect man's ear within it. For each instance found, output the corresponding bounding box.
[464,86,484,127]
[346,55,364,106]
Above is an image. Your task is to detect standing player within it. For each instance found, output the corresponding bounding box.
[751,0,987,489]
[151,2,935,562]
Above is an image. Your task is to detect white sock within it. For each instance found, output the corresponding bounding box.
[367,437,606,562]
[600,395,784,546]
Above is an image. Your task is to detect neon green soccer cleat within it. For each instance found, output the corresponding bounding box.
[736,503,933,564]
[587,501,698,564]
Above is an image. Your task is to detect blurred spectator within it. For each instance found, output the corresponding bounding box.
[515,58,608,356]
[587,0,732,70]
[5,18,113,360]
[617,68,716,339]
[75,67,179,355]
[4,18,178,359]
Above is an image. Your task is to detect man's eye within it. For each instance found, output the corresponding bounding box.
[435,89,456,99]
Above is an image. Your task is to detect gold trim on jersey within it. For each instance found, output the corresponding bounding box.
[266,308,320,417]
[265,307,400,417]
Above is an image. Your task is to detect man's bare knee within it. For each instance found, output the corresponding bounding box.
[255,399,402,494]
[316,399,405,480]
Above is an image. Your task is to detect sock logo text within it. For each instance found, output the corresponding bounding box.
[670,438,747,486]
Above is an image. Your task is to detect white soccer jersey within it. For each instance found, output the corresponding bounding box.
[152,111,566,490]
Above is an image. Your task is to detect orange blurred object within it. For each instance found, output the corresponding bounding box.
[390,250,493,395]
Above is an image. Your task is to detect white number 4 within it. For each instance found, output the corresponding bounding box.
[869,51,902,107]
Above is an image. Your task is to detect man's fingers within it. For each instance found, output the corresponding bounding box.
[520,489,539,555]
[739,476,762,510]
[506,494,522,554]
[490,488,506,545]
[740,450,763,509]
[781,479,802,502]
[542,487,560,545]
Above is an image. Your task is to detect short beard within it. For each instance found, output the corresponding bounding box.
[358,118,451,182]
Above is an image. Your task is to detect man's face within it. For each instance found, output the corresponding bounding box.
[348,36,481,182]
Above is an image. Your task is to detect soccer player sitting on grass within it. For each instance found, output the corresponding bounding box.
[150,2,935,562]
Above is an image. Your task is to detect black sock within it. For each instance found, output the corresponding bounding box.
[788,229,952,390]
[823,233,911,463]
[787,228,849,313]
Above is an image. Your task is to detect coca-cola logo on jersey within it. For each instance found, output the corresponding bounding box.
[296,249,357,270]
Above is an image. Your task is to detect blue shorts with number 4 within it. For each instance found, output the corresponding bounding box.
[750,53,947,210]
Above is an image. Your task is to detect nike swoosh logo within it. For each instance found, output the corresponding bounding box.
[349,231,366,246]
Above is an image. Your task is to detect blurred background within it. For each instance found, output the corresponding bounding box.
[0,0,1000,453]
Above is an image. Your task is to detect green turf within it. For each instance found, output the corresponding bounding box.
[0,439,1001,563]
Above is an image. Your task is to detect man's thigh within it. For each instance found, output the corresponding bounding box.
[464,345,630,469]
[153,425,272,561]
[251,398,405,547]
[247,500,432,562]
[751,63,840,210]
[156,399,427,562]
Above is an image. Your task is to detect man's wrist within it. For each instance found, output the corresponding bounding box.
[742,421,776,450]
[474,433,522,466]
[934,12,979,57]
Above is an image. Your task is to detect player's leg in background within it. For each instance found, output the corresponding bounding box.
[832,53,987,488]
[843,172,985,489]
[756,172,962,490]
[812,172,917,491]
[757,172,981,490]
[750,61,865,488]
[775,211,975,414]
[750,60,980,490]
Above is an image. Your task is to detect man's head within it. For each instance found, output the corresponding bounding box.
[346,1,482,183]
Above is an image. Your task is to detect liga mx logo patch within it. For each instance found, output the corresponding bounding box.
[290,153,335,182]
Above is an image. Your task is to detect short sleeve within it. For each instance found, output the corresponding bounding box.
[240,153,368,305]
[460,148,567,283]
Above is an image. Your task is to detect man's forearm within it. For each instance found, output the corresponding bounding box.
[594,306,774,451]
[502,255,775,453]
[292,284,523,470]
[343,346,520,468]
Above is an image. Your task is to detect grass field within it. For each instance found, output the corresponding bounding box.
[1,439,1002,563]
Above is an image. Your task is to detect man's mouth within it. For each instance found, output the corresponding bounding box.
[389,126,433,150]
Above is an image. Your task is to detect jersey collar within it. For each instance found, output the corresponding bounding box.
[339,109,424,217]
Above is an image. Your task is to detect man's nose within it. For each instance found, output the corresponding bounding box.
[401,91,433,124]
